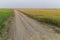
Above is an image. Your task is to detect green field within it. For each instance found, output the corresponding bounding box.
[0,9,13,40]
[0,9,13,32]
[20,9,60,27]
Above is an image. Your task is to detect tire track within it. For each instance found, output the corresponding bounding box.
[8,9,60,40]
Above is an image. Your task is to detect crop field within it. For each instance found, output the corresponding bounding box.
[20,9,60,27]
[0,9,13,32]
[0,9,13,39]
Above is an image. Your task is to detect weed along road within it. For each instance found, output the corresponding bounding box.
[8,9,60,40]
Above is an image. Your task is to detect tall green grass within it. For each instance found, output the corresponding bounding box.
[0,9,13,32]
[0,9,13,34]
[0,9,13,40]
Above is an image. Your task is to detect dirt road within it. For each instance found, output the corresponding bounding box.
[8,10,60,40]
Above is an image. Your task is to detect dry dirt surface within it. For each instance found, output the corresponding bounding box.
[7,9,60,40]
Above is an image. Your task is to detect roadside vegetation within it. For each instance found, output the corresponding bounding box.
[0,9,13,40]
[20,9,60,27]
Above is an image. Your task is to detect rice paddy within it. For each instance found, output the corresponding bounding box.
[0,9,13,32]
[20,9,60,27]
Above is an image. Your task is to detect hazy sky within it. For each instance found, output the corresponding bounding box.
[0,0,60,8]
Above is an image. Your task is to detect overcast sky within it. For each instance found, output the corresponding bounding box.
[0,0,60,8]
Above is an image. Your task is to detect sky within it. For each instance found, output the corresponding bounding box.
[0,0,60,8]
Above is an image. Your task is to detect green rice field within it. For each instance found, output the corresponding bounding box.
[0,9,13,40]
[0,9,13,32]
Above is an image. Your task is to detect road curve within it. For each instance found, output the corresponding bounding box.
[8,9,60,40]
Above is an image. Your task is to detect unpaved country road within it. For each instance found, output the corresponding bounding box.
[8,9,60,40]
